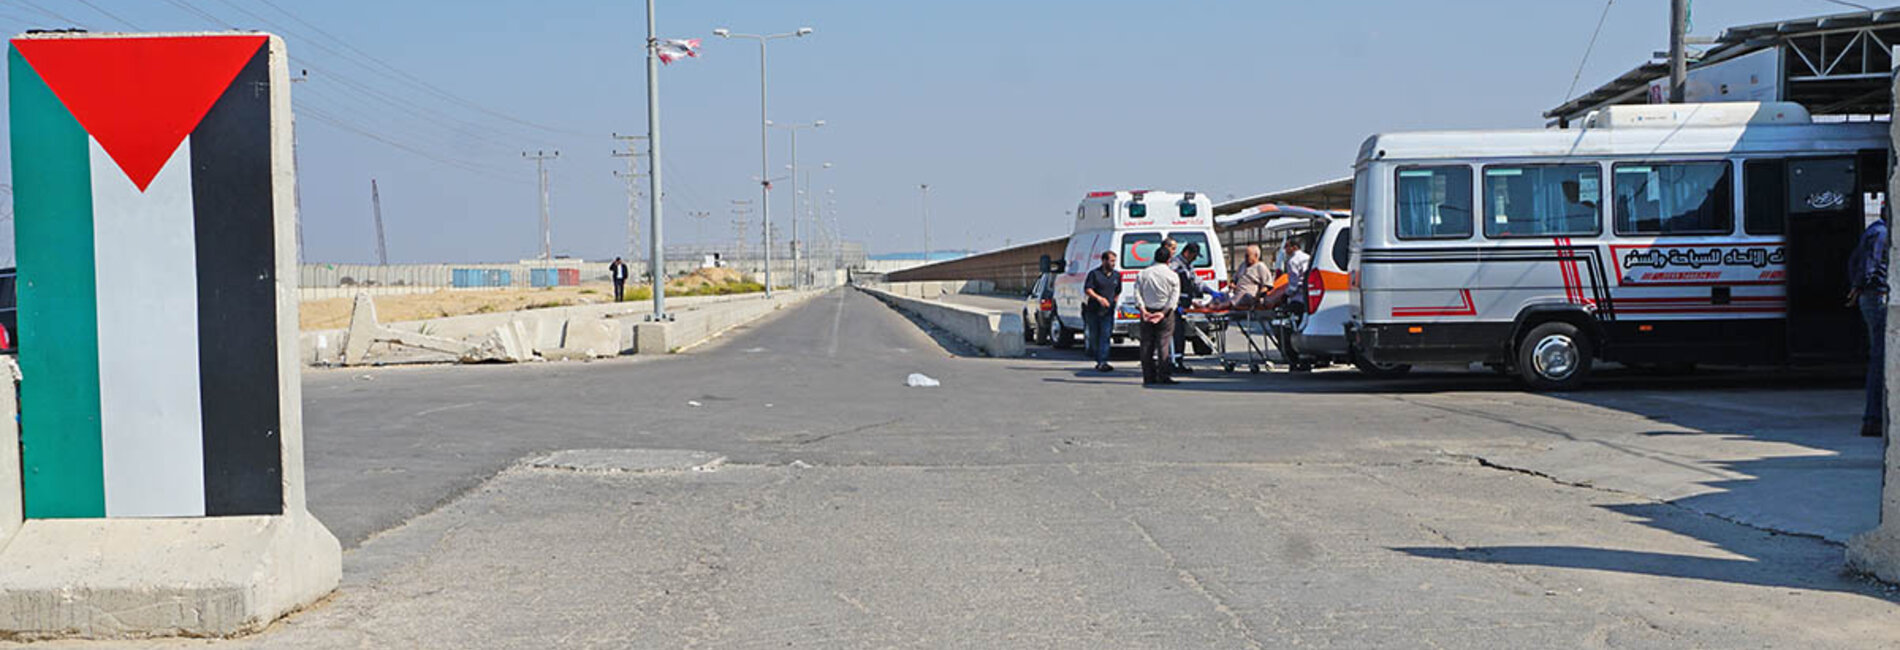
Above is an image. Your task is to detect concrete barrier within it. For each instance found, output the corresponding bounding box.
[855,283,1024,357]
[631,290,824,354]
[0,360,17,554]
[301,291,819,365]
[1847,76,1900,581]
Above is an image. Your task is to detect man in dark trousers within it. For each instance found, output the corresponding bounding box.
[1170,242,1205,374]
[1135,245,1181,386]
[1849,208,1890,437]
[1083,250,1121,372]
[609,257,630,302]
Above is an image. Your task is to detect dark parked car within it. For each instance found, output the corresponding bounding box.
[1021,271,1056,345]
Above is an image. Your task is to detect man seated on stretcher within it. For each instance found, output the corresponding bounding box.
[1229,244,1274,310]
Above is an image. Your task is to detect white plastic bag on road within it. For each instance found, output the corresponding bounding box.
[905,373,941,388]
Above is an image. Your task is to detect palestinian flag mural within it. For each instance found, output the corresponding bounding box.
[9,33,287,518]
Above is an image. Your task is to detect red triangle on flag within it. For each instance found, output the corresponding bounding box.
[14,35,267,192]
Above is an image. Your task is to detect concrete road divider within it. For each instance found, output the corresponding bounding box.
[855,283,1025,357]
[304,290,823,365]
[631,290,823,354]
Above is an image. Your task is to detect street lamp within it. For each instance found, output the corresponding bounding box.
[920,183,931,265]
[769,119,823,288]
[714,25,813,297]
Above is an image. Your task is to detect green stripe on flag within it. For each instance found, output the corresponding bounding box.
[10,46,105,518]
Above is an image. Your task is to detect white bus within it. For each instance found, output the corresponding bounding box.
[1049,190,1226,349]
[1346,102,1885,390]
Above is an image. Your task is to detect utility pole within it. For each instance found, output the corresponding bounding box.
[730,199,753,271]
[370,179,388,265]
[644,0,670,320]
[522,150,559,260]
[688,210,711,258]
[612,134,647,264]
[1668,0,1688,103]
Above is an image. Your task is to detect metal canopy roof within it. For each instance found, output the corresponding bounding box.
[1546,6,1900,123]
[1211,176,1354,216]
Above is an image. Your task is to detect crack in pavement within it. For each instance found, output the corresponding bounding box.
[1444,451,1839,546]
[1385,394,1732,481]
[1122,513,1265,649]
[785,417,907,446]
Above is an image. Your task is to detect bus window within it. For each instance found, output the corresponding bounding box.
[1120,232,1212,269]
[1395,166,1472,240]
[1483,164,1601,238]
[1612,161,1733,236]
[1744,159,1786,235]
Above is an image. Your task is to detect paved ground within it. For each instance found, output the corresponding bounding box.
[52,287,1898,648]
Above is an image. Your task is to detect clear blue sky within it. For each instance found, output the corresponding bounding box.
[0,0,1871,263]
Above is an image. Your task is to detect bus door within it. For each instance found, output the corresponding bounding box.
[1776,156,1870,361]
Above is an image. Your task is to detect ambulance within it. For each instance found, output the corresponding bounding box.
[1048,190,1225,349]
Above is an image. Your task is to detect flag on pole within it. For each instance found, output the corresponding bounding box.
[655,38,700,64]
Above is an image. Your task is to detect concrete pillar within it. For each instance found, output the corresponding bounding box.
[1847,57,1900,581]
[0,33,339,638]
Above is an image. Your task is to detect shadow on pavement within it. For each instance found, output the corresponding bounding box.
[1393,542,1894,600]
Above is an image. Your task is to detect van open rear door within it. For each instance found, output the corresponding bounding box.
[1776,154,1877,362]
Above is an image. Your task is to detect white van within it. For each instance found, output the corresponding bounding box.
[1347,102,1886,390]
[1049,191,1225,349]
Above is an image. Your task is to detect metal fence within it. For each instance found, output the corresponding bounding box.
[299,242,866,300]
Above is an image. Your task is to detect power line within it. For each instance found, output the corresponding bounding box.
[298,105,524,184]
[11,0,83,26]
[1562,0,1616,105]
[1820,0,1875,11]
[161,0,232,28]
[72,0,141,30]
[240,0,593,138]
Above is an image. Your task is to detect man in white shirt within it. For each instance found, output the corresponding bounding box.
[1264,238,1313,309]
[1135,245,1182,386]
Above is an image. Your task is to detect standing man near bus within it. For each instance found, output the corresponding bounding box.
[609,257,630,302]
[1170,242,1205,374]
[1083,250,1121,373]
[1849,208,1890,437]
[1136,245,1181,386]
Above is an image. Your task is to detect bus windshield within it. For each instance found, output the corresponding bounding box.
[1120,232,1212,269]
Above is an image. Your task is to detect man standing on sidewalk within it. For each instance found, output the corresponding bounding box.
[1136,245,1181,386]
[609,257,630,302]
[1083,250,1121,373]
[1849,209,1890,437]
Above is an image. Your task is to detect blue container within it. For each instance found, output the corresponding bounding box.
[451,268,476,288]
[529,268,557,288]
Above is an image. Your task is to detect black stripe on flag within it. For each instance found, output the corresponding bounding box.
[190,43,283,516]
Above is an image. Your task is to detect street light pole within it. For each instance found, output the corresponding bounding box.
[770,120,823,288]
[715,25,813,297]
[920,183,931,265]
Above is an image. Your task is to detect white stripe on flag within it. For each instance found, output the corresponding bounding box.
[92,137,206,518]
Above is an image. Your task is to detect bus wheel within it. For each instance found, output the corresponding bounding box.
[1051,319,1075,350]
[1515,322,1592,391]
[1352,352,1412,378]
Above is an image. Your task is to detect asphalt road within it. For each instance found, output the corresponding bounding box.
[183,287,1900,647]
